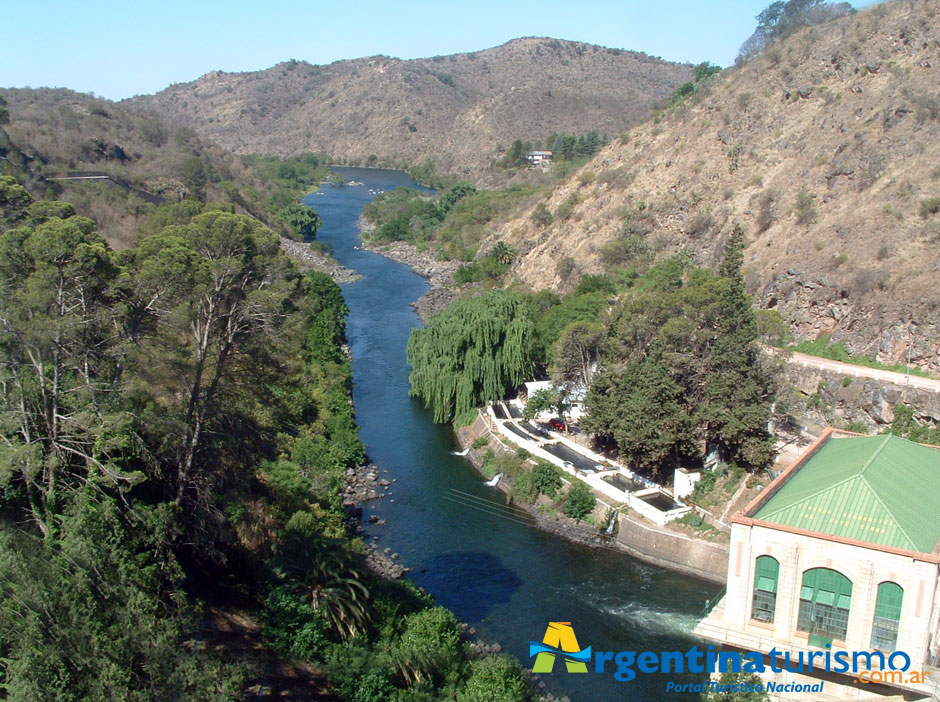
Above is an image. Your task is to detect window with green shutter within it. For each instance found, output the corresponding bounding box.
[797,567,852,644]
[751,556,779,623]
[871,582,903,651]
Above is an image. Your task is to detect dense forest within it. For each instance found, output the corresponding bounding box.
[0,176,534,701]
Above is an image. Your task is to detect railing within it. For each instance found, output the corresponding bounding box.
[703,585,726,616]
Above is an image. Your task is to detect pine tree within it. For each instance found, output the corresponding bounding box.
[698,225,775,468]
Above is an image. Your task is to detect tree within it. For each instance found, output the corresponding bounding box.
[585,346,698,473]
[0,175,31,227]
[551,321,604,391]
[437,182,477,217]
[123,210,300,507]
[280,202,322,240]
[275,530,372,641]
[697,225,775,468]
[407,292,535,423]
[489,241,516,266]
[0,214,128,537]
[0,496,243,700]
[737,0,853,62]
[530,203,553,228]
[522,388,567,422]
[180,157,207,200]
[563,479,596,521]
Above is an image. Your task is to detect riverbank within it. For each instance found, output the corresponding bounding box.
[278,236,362,284]
[357,218,459,322]
[456,414,729,584]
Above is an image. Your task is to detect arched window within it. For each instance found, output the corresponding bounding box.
[797,568,852,646]
[751,556,779,623]
[871,582,903,651]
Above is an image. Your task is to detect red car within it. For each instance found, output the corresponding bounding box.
[548,418,567,432]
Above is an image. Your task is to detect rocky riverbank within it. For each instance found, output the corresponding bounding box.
[343,465,407,580]
[278,236,361,284]
[357,219,459,322]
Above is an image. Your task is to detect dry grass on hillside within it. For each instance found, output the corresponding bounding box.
[485,0,940,371]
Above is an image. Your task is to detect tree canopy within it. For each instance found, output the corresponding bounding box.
[407,291,535,422]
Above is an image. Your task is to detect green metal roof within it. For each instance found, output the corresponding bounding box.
[754,434,940,554]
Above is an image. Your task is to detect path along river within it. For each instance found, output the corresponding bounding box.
[306,168,719,701]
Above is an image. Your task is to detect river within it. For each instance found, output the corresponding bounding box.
[305,167,718,701]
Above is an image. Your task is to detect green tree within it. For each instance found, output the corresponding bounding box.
[275,530,372,641]
[122,211,299,506]
[0,214,127,537]
[698,225,775,468]
[437,182,477,217]
[522,388,568,421]
[551,321,604,391]
[585,346,698,473]
[180,157,207,200]
[490,241,516,265]
[456,655,533,702]
[563,479,596,521]
[0,496,243,700]
[0,175,31,227]
[407,292,535,423]
[280,202,322,240]
[530,203,553,228]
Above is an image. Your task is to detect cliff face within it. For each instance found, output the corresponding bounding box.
[483,1,940,371]
[127,39,692,174]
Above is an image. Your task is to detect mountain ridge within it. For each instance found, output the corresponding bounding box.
[482,0,940,371]
[127,38,693,173]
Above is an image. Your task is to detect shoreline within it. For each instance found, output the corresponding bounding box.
[357,215,459,322]
[278,236,361,284]
[454,418,729,584]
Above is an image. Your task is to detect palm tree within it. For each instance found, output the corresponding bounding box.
[275,532,372,640]
[490,242,516,266]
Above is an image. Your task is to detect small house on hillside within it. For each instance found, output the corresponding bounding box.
[525,151,553,165]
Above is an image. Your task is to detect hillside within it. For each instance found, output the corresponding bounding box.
[128,38,692,174]
[483,0,940,372]
[0,88,280,247]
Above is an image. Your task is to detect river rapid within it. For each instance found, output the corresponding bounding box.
[305,167,717,701]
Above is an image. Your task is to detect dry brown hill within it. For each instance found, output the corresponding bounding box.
[0,88,281,246]
[127,39,692,174]
[483,0,940,372]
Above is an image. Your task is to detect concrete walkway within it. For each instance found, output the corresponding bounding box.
[768,347,940,392]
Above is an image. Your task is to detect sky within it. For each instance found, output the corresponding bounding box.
[4,0,880,101]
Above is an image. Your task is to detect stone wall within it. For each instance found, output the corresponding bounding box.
[785,364,940,430]
[615,515,728,584]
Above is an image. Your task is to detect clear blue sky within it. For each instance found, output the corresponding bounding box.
[4,0,877,101]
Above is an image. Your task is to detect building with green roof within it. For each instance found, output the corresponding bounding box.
[695,428,940,701]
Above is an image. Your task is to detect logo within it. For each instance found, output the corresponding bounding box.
[529,622,592,674]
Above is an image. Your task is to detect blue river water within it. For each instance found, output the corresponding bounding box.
[305,167,719,701]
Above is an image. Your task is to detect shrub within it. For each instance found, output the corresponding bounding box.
[555,256,576,281]
[919,197,940,218]
[563,480,596,521]
[454,264,483,284]
[756,191,775,233]
[576,170,596,186]
[795,188,816,225]
[554,202,574,221]
[511,470,539,505]
[530,203,553,228]
[456,655,533,702]
[531,461,562,497]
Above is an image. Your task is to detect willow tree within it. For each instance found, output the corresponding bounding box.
[407,291,534,423]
